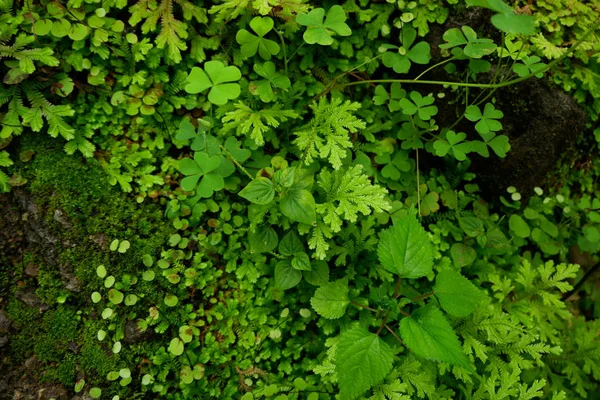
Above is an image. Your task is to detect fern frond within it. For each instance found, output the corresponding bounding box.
[294,97,366,169]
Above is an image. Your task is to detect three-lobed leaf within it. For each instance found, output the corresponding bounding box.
[185,61,242,105]
[297,5,351,46]
[236,16,280,59]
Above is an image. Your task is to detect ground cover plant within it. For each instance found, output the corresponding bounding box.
[1,0,600,399]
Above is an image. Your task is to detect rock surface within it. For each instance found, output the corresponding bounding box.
[424,8,587,199]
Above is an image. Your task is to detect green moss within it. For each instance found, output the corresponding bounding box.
[16,135,170,287]
[1,135,172,389]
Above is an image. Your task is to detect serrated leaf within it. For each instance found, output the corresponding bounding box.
[310,278,349,319]
[433,269,485,317]
[399,305,471,369]
[378,213,433,279]
[336,327,394,400]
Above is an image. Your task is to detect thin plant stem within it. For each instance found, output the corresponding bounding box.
[220,145,253,180]
[287,41,305,63]
[414,56,457,81]
[393,277,402,299]
[416,147,421,217]
[376,312,390,335]
[412,292,434,302]
[385,324,405,346]
[277,30,288,77]
[350,300,377,312]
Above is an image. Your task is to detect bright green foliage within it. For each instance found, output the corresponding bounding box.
[2,0,599,399]
[316,165,390,232]
[310,278,349,319]
[221,102,300,145]
[294,97,366,169]
[382,26,431,73]
[236,17,280,60]
[185,61,242,105]
[399,92,438,121]
[513,55,547,78]
[439,26,496,59]
[280,187,317,225]
[433,269,485,317]
[250,61,291,102]
[239,178,275,205]
[400,305,471,369]
[433,130,472,161]
[378,212,433,279]
[465,103,504,135]
[297,5,351,46]
[336,327,394,399]
[466,0,535,35]
[509,214,531,238]
[178,152,231,196]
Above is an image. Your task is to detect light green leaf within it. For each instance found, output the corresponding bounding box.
[378,213,433,279]
[303,260,329,286]
[108,289,124,305]
[275,260,302,290]
[280,188,316,225]
[236,17,280,59]
[168,338,184,356]
[239,178,275,205]
[491,13,535,35]
[185,61,241,105]
[297,5,351,46]
[291,252,312,271]
[336,327,394,400]
[509,214,531,238]
[310,278,349,319]
[399,305,471,369]
[433,269,485,317]
[248,227,278,253]
[89,387,102,399]
[279,231,304,256]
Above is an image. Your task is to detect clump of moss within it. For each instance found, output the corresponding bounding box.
[1,135,172,390]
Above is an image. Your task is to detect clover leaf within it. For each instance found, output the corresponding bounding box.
[513,55,546,78]
[471,132,511,158]
[236,17,280,60]
[175,118,220,153]
[297,5,351,46]
[433,131,472,161]
[399,91,438,121]
[439,26,496,59]
[382,26,431,73]
[178,152,231,197]
[373,83,407,112]
[379,150,412,180]
[250,61,291,102]
[185,61,242,105]
[397,122,425,150]
[465,103,503,135]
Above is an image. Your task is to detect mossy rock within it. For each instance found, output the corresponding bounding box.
[0,135,171,397]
